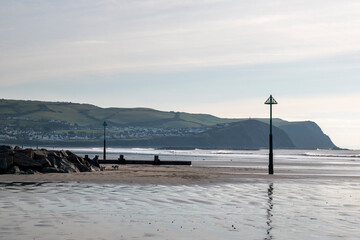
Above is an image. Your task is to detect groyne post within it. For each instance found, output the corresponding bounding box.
[103,121,107,161]
[153,155,160,165]
[265,95,278,175]
[118,154,125,164]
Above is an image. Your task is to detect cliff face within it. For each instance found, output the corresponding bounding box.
[124,119,294,149]
[190,119,295,149]
[278,121,336,149]
[113,120,336,150]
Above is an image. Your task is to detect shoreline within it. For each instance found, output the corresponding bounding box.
[0,165,359,185]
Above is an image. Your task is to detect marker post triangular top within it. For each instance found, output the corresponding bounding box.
[264,95,278,174]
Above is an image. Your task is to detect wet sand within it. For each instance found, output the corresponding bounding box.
[1,161,359,240]
[0,163,358,184]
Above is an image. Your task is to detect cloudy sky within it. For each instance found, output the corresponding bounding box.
[1,0,360,149]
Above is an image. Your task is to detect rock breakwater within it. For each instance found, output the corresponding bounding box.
[0,145,99,174]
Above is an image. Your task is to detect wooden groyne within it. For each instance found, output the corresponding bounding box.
[86,155,192,166]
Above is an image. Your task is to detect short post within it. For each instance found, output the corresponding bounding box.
[265,95,278,175]
[103,121,107,161]
[118,154,125,164]
[153,155,160,165]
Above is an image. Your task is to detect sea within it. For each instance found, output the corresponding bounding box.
[1,148,359,240]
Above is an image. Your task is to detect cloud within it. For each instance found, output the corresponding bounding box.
[67,40,109,45]
[1,0,360,87]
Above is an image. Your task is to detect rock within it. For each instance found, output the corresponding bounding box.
[58,158,80,173]
[37,156,52,168]
[0,147,97,174]
[67,154,86,165]
[25,169,35,174]
[0,153,14,173]
[15,148,34,159]
[20,169,35,174]
[48,151,61,158]
[55,156,65,168]
[41,167,65,173]
[84,155,91,163]
[33,150,48,160]
[47,155,58,168]
[13,152,42,170]
[7,165,20,174]
[74,163,92,172]
[0,145,12,153]
[24,148,34,158]
[47,152,65,168]
[60,150,68,158]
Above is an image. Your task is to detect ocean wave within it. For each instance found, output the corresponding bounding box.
[303,153,360,158]
[211,151,255,155]
[131,148,155,151]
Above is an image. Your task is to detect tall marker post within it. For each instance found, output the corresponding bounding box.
[103,121,107,161]
[265,95,278,175]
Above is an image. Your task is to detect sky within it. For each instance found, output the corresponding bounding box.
[1,0,360,149]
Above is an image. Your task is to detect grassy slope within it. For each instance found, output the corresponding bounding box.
[0,99,337,149]
[0,99,238,128]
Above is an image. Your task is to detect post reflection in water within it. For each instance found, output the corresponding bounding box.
[265,183,274,240]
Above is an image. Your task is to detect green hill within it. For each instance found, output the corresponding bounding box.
[0,99,237,128]
[137,119,295,149]
[0,99,337,149]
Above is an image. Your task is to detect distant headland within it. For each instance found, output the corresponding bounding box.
[0,99,337,150]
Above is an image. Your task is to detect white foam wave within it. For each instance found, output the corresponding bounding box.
[303,152,360,158]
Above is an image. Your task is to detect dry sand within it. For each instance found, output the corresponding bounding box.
[0,163,357,184]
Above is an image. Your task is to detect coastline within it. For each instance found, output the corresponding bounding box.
[0,164,358,185]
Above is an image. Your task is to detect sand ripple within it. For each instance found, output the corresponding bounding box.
[0,179,359,240]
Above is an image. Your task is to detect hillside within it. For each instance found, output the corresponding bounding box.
[253,118,336,149]
[278,121,336,149]
[0,99,237,128]
[140,119,295,149]
[0,99,337,149]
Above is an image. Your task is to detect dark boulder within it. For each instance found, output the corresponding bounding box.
[47,155,58,168]
[15,148,34,159]
[74,163,92,172]
[7,165,20,174]
[48,151,61,159]
[13,152,42,170]
[37,156,52,168]
[33,150,48,160]
[48,152,66,168]
[0,147,99,174]
[0,153,14,173]
[67,154,86,165]
[0,145,13,154]
[22,169,35,174]
[60,150,68,158]
[57,158,80,173]
[41,167,65,173]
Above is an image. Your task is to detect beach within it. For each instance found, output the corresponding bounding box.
[1,147,360,184]
[0,162,358,185]
[1,149,359,240]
